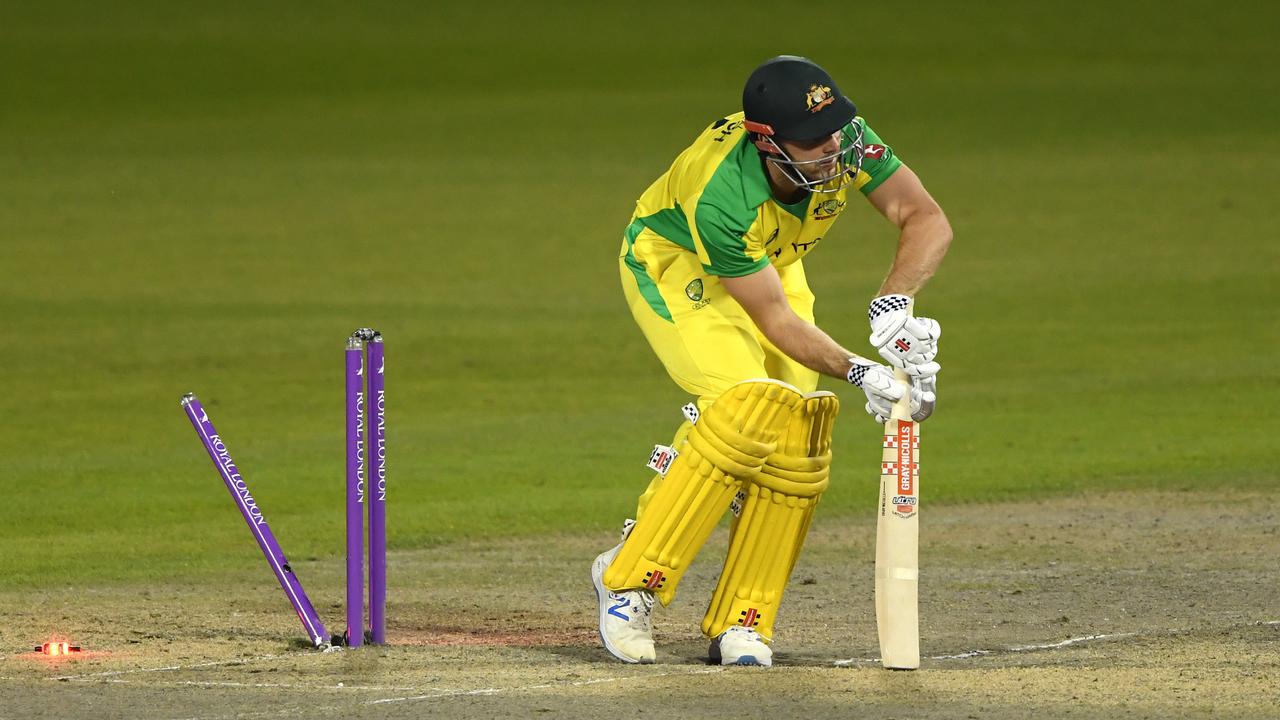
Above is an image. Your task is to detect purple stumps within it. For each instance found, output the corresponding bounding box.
[182,329,387,650]
[346,327,387,647]
[180,393,330,648]
[344,334,365,647]
[366,332,387,645]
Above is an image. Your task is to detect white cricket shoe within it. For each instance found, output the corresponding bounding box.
[710,626,772,667]
[591,520,656,664]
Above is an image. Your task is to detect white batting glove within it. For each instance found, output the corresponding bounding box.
[847,357,924,424]
[868,294,941,378]
[911,374,936,422]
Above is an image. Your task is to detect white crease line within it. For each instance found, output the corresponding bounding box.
[834,632,1136,666]
[1009,632,1136,652]
[54,653,287,681]
[925,649,990,661]
[368,667,727,705]
[96,679,417,691]
[26,620,1279,693]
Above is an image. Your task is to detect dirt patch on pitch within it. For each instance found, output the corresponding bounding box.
[2,490,1277,719]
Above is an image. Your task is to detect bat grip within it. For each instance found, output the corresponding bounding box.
[888,299,915,423]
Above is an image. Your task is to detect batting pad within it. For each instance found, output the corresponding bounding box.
[602,379,804,606]
[702,391,839,641]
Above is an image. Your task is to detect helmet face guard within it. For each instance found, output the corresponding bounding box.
[741,55,865,194]
[745,119,865,194]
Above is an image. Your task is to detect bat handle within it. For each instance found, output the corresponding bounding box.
[889,299,916,423]
[889,364,913,423]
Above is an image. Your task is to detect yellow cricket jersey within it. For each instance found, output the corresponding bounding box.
[621,112,901,321]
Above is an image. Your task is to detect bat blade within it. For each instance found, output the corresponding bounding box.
[874,366,920,669]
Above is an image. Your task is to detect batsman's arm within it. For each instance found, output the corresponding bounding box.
[866,164,952,297]
[721,265,866,380]
[724,266,921,422]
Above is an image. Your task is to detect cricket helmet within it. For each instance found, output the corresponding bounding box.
[742,55,865,193]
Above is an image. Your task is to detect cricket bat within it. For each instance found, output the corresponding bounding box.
[874,363,920,669]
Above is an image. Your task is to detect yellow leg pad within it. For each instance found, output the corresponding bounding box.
[603,380,804,605]
[702,392,839,640]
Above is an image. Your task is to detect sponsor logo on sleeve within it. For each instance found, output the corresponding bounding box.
[711,118,744,142]
[863,144,886,160]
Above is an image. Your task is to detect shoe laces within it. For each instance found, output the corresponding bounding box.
[631,589,655,631]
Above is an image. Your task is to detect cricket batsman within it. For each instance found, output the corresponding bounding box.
[592,55,952,666]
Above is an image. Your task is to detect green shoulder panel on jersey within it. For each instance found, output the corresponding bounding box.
[636,205,695,253]
[691,135,771,278]
[855,117,903,195]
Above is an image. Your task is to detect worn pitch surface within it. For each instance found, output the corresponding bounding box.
[4,492,1276,719]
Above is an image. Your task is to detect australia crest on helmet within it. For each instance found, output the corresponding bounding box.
[805,83,835,113]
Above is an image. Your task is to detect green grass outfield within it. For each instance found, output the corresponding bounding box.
[1,1,1276,587]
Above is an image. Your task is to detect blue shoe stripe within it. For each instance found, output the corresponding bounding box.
[607,596,631,621]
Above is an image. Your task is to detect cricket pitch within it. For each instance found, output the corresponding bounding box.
[2,491,1277,719]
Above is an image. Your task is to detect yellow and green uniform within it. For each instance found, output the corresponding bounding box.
[618,112,902,403]
[608,114,902,631]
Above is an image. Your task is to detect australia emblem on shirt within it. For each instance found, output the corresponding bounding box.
[685,279,704,301]
[812,198,846,220]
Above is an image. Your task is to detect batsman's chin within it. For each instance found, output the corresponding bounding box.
[802,165,839,182]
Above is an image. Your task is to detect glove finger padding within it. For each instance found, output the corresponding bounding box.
[910,375,937,422]
[905,316,941,343]
[866,403,889,424]
[900,359,940,378]
[848,358,906,423]
[867,394,894,419]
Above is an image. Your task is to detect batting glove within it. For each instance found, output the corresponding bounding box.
[868,294,941,378]
[848,357,925,424]
[911,374,936,422]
